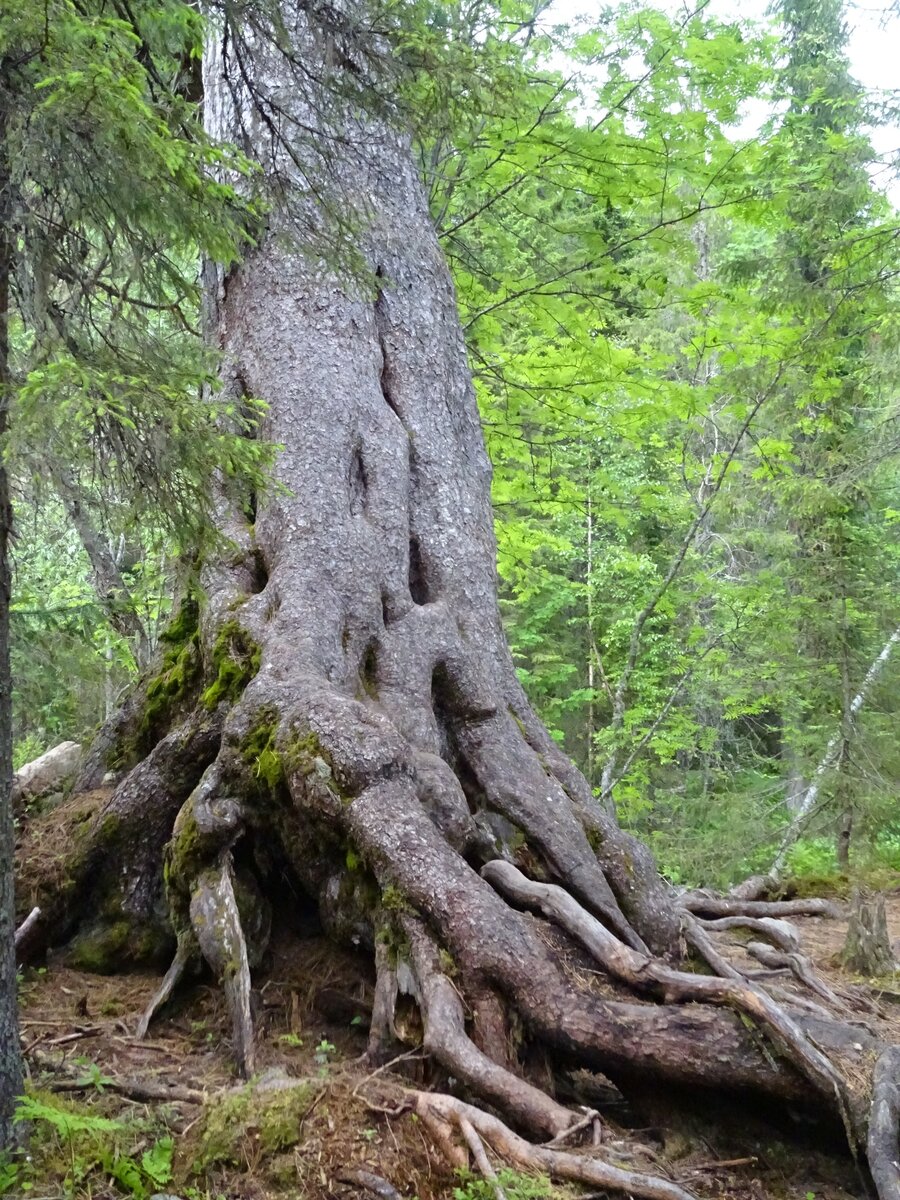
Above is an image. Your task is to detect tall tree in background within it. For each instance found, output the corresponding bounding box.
[476,0,900,885]
[764,0,899,866]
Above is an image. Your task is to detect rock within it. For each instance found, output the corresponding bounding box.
[12,741,82,808]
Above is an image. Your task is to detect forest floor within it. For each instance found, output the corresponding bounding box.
[10,889,900,1200]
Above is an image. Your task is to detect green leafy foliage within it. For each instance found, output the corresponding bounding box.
[3,1091,174,1198]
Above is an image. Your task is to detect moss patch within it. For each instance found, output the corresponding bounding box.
[201,620,261,710]
[193,1077,321,1169]
[107,598,202,770]
[163,807,206,910]
[144,598,203,725]
[239,706,283,792]
[66,917,171,974]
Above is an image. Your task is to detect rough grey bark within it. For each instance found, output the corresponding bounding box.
[0,56,23,1148]
[192,0,679,955]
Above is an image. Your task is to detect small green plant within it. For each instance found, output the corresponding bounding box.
[0,1153,22,1195]
[453,1167,554,1200]
[141,1136,175,1187]
[785,838,839,880]
[278,1032,304,1048]
[190,1018,215,1044]
[314,1038,336,1074]
[73,1059,115,1093]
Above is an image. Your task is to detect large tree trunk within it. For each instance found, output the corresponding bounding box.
[19,5,900,1194]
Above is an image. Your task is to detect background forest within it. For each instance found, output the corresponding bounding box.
[10,0,900,894]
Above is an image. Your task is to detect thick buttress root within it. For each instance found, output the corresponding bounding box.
[190,856,256,1077]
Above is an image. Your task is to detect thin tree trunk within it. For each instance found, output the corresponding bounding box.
[50,463,151,669]
[770,625,900,878]
[586,477,595,789]
[0,55,23,1148]
[834,599,853,871]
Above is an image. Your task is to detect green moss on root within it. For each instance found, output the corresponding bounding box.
[107,598,202,769]
[381,884,409,913]
[201,620,261,710]
[145,599,203,722]
[163,808,206,922]
[282,729,352,803]
[239,707,283,792]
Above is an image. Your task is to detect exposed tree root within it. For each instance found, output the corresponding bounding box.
[744,941,856,1014]
[189,855,256,1077]
[698,915,801,953]
[681,915,744,980]
[681,894,841,919]
[136,942,191,1039]
[415,1091,698,1200]
[404,915,575,1140]
[868,1047,900,1200]
[483,861,859,1147]
[367,937,401,1065]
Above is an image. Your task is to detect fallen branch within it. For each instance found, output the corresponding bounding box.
[45,1028,101,1047]
[49,1076,205,1104]
[15,906,41,949]
[336,1168,403,1199]
[15,906,42,959]
[27,1048,205,1104]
